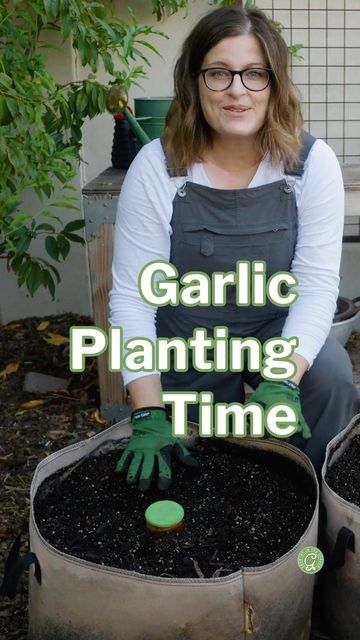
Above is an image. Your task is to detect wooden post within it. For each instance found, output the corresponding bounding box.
[83,168,128,420]
[87,222,125,409]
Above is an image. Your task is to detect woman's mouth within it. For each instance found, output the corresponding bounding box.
[223,106,251,113]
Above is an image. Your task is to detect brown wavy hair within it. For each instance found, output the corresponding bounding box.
[164,4,303,173]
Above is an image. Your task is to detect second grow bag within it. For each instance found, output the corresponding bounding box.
[321,413,360,640]
[24,419,319,640]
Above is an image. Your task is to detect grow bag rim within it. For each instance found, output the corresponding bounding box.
[332,309,360,328]
[30,420,319,585]
[321,412,360,516]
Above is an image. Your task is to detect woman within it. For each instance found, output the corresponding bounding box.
[109,5,359,491]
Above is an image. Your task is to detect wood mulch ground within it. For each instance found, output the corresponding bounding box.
[0,315,359,639]
[0,313,103,639]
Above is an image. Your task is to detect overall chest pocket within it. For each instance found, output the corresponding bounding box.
[171,222,292,277]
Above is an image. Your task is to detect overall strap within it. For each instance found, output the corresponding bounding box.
[285,130,317,177]
[160,136,188,177]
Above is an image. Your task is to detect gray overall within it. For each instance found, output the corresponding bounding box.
[156,132,359,472]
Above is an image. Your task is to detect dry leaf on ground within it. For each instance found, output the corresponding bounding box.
[36,320,50,331]
[43,332,69,346]
[20,399,46,409]
[0,361,20,379]
[1,322,22,330]
[90,409,108,425]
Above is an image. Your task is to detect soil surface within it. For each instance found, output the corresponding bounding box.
[34,440,316,578]
[325,434,360,507]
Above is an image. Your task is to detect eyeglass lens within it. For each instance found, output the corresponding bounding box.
[204,68,270,91]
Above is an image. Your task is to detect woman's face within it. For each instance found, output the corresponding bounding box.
[198,34,271,145]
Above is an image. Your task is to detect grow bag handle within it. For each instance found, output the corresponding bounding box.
[328,526,355,570]
[351,296,360,314]
[0,520,41,599]
[334,296,360,322]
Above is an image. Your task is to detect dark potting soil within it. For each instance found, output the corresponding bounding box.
[34,439,316,579]
[326,434,360,508]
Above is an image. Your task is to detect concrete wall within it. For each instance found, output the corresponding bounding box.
[1,0,359,323]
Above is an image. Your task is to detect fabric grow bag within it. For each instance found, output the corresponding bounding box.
[321,413,360,640]
[23,419,318,640]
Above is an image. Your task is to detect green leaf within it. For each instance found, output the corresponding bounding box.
[97,18,117,40]
[97,90,106,112]
[57,235,70,260]
[102,51,114,74]
[35,223,56,232]
[136,40,161,57]
[42,270,56,298]
[11,213,31,226]
[53,170,67,184]
[26,261,43,296]
[47,263,61,283]
[76,91,88,113]
[0,73,13,89]
[17,260,31,285]
[45,235,60,261]
[61,14,72,40]
[41,211,63,223]
[63,219,85,233]
[62,232,85,244]
[50,201,80,211]
[15,232,32,254]
[44,0,60,20]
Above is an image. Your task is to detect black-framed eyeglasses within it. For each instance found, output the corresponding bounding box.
[199,67,272,92]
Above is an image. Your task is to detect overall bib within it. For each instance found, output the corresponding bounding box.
[156,133,359,472]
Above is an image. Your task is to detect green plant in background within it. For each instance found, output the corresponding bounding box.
[0,0,187,297]
[150,0,190,21]
[0,0,302,299]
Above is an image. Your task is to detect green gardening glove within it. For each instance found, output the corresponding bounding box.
[249,380,312,439]
[115,407,198,492]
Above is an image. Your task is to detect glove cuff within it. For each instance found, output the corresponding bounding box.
[131,407,168,422]
[279,380,299,391]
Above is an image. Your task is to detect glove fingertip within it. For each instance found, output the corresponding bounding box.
[180,453,199,468]
[138,479,152,493]
[173,442,198,468]
[158,477,171,492]
[115,452,130,473]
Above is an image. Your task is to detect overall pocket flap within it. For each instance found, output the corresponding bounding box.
[181,222,289,236]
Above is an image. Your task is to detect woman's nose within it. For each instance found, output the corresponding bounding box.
[228,73,248,95]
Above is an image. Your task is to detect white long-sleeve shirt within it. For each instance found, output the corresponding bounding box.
[109,137,344,385]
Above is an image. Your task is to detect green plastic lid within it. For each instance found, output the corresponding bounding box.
[145,500,184,529]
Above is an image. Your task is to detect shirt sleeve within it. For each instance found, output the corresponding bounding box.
[281,139,344,367]
[109,139,174,385]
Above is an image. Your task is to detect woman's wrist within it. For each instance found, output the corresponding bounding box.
[289,353,309,385]
[127,374,165,410]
